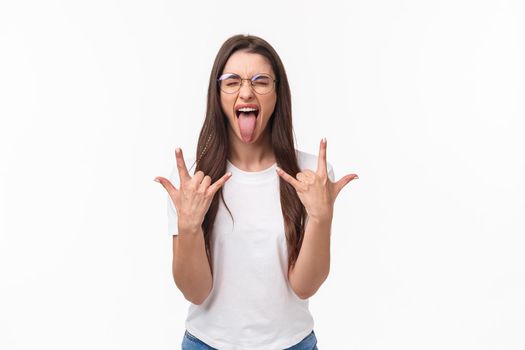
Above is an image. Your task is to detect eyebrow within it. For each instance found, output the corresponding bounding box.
[251,73,271,79]
[221,72,271,79]
[219,73,240,79]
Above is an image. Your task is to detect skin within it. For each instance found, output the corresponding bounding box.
[276,138,359,299]
[220,50,277,172]
[276,138,359,223]
[154,50,360,302]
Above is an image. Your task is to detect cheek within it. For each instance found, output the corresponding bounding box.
[220,95,235,117]
[262,96,277,118]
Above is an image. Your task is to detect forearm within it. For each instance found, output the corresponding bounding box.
[172,227,213,305]
[288,216,332,299]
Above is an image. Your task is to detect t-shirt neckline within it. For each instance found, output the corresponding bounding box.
[226,159,277,183]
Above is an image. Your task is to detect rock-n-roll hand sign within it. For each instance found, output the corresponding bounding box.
[275,138,359,222]
[154,148,232,234]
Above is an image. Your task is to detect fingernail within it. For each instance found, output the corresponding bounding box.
[154,178,160,182]
[175,148,180,154]
[275,166,281,172]
[322,137,326,143]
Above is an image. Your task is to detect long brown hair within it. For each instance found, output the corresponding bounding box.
[193,34,306,278]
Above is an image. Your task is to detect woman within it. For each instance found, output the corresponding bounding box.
[155,34,358,349]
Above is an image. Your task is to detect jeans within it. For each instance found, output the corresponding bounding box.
[181,329,318,350]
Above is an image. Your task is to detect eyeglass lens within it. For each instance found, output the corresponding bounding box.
[219,74,274,94]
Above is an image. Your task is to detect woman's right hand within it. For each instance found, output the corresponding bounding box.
[154,148,232,234]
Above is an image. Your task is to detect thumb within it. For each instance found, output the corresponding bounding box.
[334,174,359,197]
[154,176,178,198]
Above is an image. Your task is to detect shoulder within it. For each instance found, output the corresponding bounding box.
[295,149,335,182]
[295,149,317,170]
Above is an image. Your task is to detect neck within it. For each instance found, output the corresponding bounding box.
[227,127,276,171]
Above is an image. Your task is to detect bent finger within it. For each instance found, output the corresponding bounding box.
[191,170,205,189]
[198,175,212,192]
[296,172,306,181]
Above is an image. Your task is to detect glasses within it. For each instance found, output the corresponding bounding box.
[217,73,277,95]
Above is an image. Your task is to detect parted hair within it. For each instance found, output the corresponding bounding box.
[193,34,307,278]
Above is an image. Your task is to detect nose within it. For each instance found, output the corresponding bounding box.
[238,79,255,99]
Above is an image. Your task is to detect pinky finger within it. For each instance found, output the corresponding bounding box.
[275,166,301,190]
[206,172,232,196]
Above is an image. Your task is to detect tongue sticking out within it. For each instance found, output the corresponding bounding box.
[238,112,257,142]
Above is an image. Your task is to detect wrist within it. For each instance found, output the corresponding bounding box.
[308,213,333,225]
[178,222,202,235]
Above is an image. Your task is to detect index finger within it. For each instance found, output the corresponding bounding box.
[316,137,327,176]
[175,148,191,184]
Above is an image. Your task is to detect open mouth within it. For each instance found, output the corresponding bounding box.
[235,106,260,118]
[234,105,259,143]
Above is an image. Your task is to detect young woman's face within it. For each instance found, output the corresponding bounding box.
[220,50,277,144]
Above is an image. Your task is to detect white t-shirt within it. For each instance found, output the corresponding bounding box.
[167,149,334,350]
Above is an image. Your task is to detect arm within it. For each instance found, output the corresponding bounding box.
[172,226,213,305]
[277,138,357,300]
[288,216,332,299]
[158,148,230,305]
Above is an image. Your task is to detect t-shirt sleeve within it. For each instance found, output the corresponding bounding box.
[327,161,335,183]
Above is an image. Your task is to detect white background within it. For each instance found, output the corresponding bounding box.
[1,0,524,349]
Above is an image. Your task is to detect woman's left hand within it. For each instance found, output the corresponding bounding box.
[275,138,358,222]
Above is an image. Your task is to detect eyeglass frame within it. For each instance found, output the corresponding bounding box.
[217,72,278,95]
